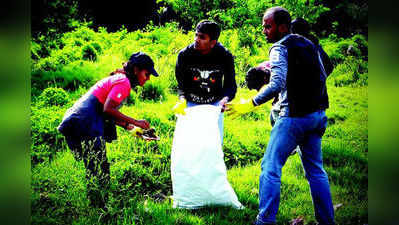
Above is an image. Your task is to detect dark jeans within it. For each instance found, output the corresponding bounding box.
[65,135,110,208]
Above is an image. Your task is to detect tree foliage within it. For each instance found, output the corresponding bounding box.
[32,0,83,39]
[158,0,328,29]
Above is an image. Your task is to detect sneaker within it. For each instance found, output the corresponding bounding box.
[253,215,276,225]
[290,146,301,155]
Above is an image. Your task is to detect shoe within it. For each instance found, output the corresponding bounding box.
[253,215,276,225]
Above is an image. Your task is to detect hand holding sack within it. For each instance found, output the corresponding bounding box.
[225,98,256,119]
[172,98,187,115]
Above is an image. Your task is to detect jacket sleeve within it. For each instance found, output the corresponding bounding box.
[222,53,237,101]
[253,45,287,106]
[175,52,186,99]
[318,45,334,76]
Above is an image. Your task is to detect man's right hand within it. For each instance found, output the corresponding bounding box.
[135,120,150,130]
[172,98,187,115]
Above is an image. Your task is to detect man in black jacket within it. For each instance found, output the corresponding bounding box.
[173,20,237,111]
[226,7,335,225]
[172,20,237,139]
[291,17,334,76]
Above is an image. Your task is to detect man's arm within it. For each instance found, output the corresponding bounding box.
[222,53,237,101]
[252,45,288,106]
[319,45,334,76]
[175,52,186,100]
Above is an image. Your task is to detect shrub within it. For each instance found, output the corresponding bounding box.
[352,34,368,60]
[37,87,70,106]
[81,43,98,61]
[141,82,166,102]
[330,56,368,87]
[160,0,328,30]
[90,42,102,54]
[32,60,99,94]
[332,71,367,87]
[31,106,67,165]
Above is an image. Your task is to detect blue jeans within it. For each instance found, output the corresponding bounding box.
[256,110,334,225]
[186,101,224,143]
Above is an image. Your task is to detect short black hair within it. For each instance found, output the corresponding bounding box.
[196,20,221,41]
[265,6,291,29]
[291,17,310,36]
[291,17,319,45]
[245,67,271,91]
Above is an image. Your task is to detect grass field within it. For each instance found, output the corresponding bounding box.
[31,24,368,225]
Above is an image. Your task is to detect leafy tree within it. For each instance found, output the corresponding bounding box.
[32,0,84,39]
[158,0,329,30]
[157,0,234,30]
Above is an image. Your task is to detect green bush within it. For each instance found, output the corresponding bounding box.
[160,0,328,30]
[141,82,166,101]
[82,44,98,61]
[332,71,367,87]
[31,106,67,165]
[329,56,368,87]
[352,34,368,59]
[324,36,367,66]
[37,87,70,106]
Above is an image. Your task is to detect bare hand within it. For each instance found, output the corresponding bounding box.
[135,120,150,130]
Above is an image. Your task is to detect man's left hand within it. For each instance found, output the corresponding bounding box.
[225,98,255,118]
[218,97,229,112]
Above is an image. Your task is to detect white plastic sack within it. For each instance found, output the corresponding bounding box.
[171,104,243,209]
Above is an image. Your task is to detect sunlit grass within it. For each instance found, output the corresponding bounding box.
[31,24,367,224]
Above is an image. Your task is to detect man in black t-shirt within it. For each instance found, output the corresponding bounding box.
[172,20,237,114]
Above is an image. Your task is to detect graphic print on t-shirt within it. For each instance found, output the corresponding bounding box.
[187,65,223,104]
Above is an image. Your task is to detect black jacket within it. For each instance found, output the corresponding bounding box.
[175,43,237,104]
[281,34,329,116]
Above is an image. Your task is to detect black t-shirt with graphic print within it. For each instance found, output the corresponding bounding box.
[175,43,237,104]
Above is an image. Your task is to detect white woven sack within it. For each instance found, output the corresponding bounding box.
[171,104,243,209]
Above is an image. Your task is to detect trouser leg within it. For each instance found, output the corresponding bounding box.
[65,136,83,161]
[257,117,298,224]
[300,134,334,225]
[82,137,110,208]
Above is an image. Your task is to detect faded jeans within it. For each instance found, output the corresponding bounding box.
[256,110,334,225]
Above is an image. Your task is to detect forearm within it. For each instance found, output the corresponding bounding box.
[104,108,141,127]
[252,84,280,106]
[175,54,187,99]
[222,57,237,101]
[223,77,237,101]
[115,120,128,129]
[253,45,287,106]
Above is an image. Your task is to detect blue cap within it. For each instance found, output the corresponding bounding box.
[129,52,159,77]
